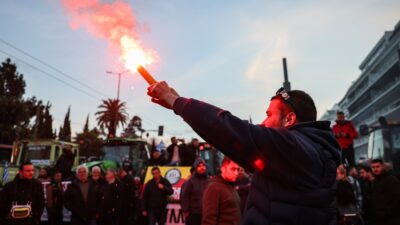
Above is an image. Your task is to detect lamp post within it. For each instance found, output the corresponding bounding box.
[106,70,129,100]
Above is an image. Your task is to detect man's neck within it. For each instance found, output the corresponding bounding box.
[79,179,88,183]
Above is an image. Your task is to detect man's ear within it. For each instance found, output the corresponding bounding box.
[284,112,297,128]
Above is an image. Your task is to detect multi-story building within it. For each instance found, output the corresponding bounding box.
[337,20,400,160]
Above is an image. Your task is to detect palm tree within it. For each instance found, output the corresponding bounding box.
[95,99,128,138]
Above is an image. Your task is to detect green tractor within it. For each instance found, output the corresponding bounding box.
[81,137,150,176]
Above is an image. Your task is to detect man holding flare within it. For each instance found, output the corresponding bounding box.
[135,62,341,224]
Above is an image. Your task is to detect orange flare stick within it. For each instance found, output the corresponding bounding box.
[137,65,157,85]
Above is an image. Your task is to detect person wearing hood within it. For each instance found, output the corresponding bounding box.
[332,111,358,167]
[147,83,341,225]
[370,159,400,225]
[181,158,209,225]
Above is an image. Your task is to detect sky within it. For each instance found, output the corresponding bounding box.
[0,0,399,142]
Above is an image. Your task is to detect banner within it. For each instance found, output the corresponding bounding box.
[144,166,192,225]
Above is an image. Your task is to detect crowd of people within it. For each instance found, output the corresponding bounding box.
[0,161,146,225]
[1,84,400,225]
[335,160,400,225]
[148,137,200,167]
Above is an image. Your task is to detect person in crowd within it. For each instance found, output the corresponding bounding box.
[347,167,363,210]
[134,176,144,198]
[336,164,361,225]
[121,159,135,176]
[119,166,137,225]
[0,161,45,225]
[332,111,358,167]
[64,165,98,225]
[358,165,374,225]
[148,150,167,166]
[133,176,145,225]
[370,159,400,225]
[91,166,106,190]
[142,167,173,225]
[167,137,183,166]
[98,169,122,225]
[37,167,51,183]
[182,139,199,166]
[47,170,64,225]
[56,145,76,180]
[202,157,241,225]
[181,158,209,225]
[235,167,251,214]
[147,82,341,225]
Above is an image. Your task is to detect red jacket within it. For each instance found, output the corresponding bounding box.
[332,120,358,149]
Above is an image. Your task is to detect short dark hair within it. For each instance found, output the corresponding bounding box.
[337,111,345,115]
[359,166,372,173]
[221,156,233,167]
[19,161,33,171]
[288,90,317,122]
[151,166,160,173]
[372,159,384,164]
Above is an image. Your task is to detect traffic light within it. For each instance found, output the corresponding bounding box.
[158,125,164,136]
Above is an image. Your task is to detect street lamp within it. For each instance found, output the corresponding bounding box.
[106,70,129,100]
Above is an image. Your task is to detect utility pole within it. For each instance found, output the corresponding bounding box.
[282,58,291,91]
[106,70,129,100]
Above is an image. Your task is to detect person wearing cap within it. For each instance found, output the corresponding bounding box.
[146,82,341,225]
[180,158,209,225]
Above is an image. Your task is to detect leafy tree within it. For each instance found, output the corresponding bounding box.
[41,103,53,139]
[75,122,103,158]
[83,114,89,133]
[95,99,128,138]
[59,106,71,141]
[0,58,50,144]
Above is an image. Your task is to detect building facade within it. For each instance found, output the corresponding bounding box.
[336,21,400,160]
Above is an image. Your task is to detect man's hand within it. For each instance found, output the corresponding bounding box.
[147,81,180,109]
[158,183,165,189]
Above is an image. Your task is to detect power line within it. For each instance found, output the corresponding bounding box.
[0,49,101,101]
[0,41,192,136]
[0,39,108,98]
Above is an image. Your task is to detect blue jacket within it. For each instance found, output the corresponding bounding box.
[173,97,341,225]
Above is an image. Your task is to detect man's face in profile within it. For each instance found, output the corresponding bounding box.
[261,99,288,128]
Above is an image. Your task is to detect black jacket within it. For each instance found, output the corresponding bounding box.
[0,176,44,225]
[98,181,122,216]
[63,179,98,221]
[173,97,341,225]
[166,143,184,164]
[142,177,173,210]
[120,175,137,225]
[182,144,198,166]
[371,170,400,225]
[56,152,76,179]
[180,158,209,214]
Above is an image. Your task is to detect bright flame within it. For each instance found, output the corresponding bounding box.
[120,35,157,72]
[60,0,158,74]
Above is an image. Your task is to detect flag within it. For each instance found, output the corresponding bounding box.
[2,161,9,184]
